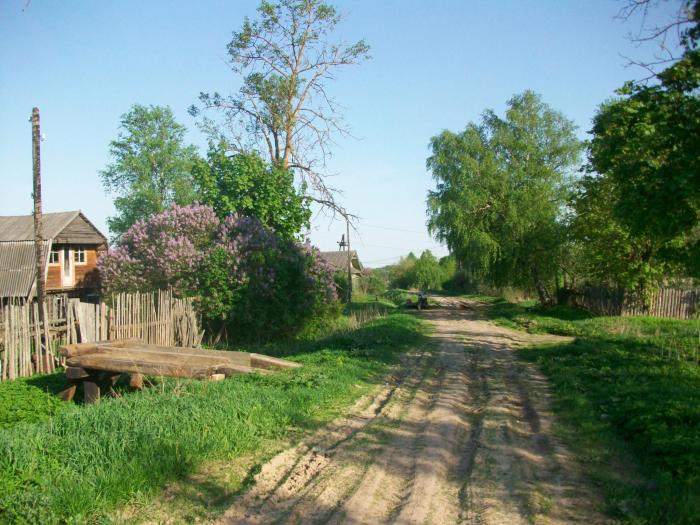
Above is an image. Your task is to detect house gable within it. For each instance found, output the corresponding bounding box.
[53,214,107,246]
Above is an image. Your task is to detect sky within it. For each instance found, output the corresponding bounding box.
[0,0,678,267]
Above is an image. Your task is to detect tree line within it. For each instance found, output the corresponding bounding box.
[426,0,699,304]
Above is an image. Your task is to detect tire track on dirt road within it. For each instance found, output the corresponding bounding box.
[217,305,610,525]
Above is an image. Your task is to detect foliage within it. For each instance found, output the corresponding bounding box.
[98,205,337,341]
[357,269,387,296]
[382,289,420,307]
[0,313,428,524]
[0,377,68,428]
[411,250,444,290]
[191,0,370,204]
[483,297,700,523]
[193,141,311,239]
[98,204,219,296]
[210,216,338,340]
[427,91,583,304]
[388,252,417,289]
[586,0,700,279]
[101,105,200,239]
[569,173,672,292]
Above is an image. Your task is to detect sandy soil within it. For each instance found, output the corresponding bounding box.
[217,303,610,525]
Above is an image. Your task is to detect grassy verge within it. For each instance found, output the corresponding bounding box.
[0,309,428,524]
[478,296,700,524]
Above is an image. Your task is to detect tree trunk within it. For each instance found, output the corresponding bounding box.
[532,266,553,306]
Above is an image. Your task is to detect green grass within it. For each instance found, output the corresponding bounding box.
[480,296,700,524]
[0,310,428,524]
[0,373,72,428]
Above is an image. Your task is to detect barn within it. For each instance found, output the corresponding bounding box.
[0,211,108,300]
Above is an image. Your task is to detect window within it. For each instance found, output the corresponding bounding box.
[49,249,60,264]
[74,247,86,264]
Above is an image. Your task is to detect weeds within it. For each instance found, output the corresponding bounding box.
[0,310,428,524]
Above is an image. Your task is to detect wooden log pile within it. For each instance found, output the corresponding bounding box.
[59,339,300,403]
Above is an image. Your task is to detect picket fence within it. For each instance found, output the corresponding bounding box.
[568,286,700,320]
[0,289,203,382]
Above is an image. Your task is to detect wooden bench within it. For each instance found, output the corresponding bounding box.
[58,339,301,403]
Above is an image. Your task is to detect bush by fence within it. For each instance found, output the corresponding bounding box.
[0,289,202,381]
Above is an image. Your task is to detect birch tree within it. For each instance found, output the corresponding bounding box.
[191,0,370,211]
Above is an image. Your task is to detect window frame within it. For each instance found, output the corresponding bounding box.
[73,246,87,265]
[48,248,60,265]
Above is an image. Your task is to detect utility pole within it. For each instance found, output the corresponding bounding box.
[346,218,352,303]
[31,108,47,335]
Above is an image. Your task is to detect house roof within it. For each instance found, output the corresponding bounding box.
[0,211,82,242]
[0,240,51,298]
[319,250,364,274]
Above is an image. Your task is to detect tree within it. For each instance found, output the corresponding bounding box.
[427,91,583,304]
[193,141,311,239]
[190,0,370,209]
[588,0,700,278]
[569,172,671,292]
[101,105,200,238]
[389,253,417,289]
[412,250,444,290]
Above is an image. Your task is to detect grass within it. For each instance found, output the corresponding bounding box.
[0,308,429,524]
[476,296,700,524]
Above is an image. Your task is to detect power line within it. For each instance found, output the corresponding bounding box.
[363,255,403,264]
[362,224,433,236]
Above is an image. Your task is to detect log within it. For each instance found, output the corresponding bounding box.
[66,353,226,378]
[65,366,90,379]
[59,339,135,358]
[129,373,144,390]
[250,353,302,370]
[59,380,78,402]
[217,364,266,376]
[84,377,100,403]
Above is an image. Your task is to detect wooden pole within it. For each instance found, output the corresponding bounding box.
[31,108,48,359]
[346,218,352,304]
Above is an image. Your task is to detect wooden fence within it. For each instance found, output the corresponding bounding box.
[0,289,203,381]
[568,286,700,320]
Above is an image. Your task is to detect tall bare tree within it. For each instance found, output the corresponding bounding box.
[191,0,370,212]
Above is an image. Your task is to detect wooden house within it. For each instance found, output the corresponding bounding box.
[319,250,364,286]
[0,211,107,300]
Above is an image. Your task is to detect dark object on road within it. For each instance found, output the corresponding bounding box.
[417,293,429,310]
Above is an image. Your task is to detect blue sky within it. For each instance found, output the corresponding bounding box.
[0,0,675,267]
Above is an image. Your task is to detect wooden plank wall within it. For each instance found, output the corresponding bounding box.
[0,290,203,381]
[573,287,699,320]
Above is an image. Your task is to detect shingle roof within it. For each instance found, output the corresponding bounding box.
[0,211,80,242]
[0,240,51,298]
[319,250,363,274]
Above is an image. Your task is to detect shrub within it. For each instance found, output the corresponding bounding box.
[99,205,338,342]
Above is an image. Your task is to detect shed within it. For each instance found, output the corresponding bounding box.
[319,250,364,284]
[0,211,107,299]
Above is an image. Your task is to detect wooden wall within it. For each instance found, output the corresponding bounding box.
[46,246,101,292]
[569,286,699,320]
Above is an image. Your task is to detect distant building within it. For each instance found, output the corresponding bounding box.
[0,211,107,300]
[319,250,364,285]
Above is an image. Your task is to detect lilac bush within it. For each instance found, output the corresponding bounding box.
[99,204,337,341]
[99,204,219,296]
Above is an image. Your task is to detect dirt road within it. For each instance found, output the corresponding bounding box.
[218,305,608,525]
